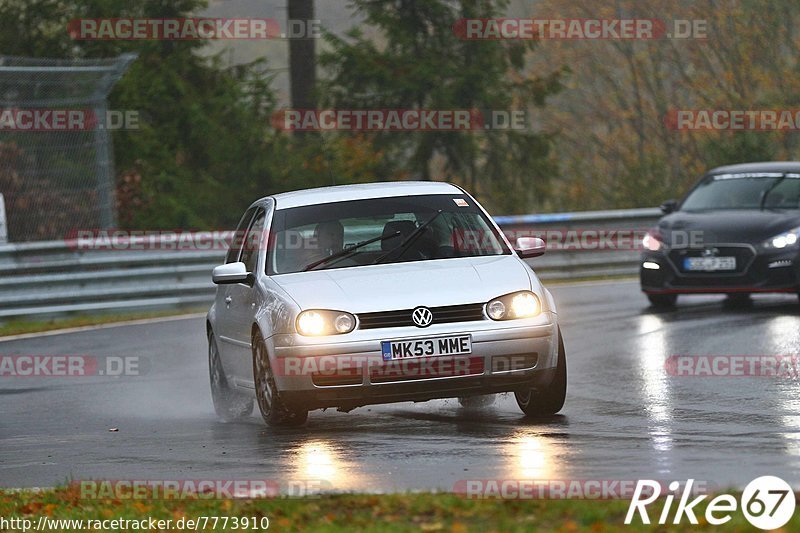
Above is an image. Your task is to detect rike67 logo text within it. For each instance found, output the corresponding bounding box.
[625,477,795,530]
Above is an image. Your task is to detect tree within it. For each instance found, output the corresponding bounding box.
[318,0,563,213]
[532,0,800,210]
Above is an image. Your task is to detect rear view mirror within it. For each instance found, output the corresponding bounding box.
[212,262,250,285]
[515,237,546,258]
[660,199,678,214]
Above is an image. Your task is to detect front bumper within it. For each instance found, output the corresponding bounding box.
[640,246,799,294]
[268,312,558,410]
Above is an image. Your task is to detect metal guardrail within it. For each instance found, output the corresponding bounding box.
[495,207,662,280]
[0,208,661,320]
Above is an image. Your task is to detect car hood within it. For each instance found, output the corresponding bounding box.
[271,255,533,313]
[658,209,800,246]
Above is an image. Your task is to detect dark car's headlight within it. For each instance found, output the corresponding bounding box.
[486,291,541,320]
[296,310,356,336]
[763,227,800,250]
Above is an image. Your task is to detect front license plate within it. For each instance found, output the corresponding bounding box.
[381,335,472,361]
[683,256,737,271]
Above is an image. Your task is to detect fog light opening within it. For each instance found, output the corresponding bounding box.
[642,261,661,270]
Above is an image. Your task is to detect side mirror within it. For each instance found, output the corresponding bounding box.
[212,262,250,285]
[515,237,546,258]
[660,199,678,214]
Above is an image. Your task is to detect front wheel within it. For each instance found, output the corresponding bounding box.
[252,332,308,427]
[515,328,566,417]
[208,332,253,421]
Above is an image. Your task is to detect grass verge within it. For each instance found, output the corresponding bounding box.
[0,487,795,532]
[0,308,206,338]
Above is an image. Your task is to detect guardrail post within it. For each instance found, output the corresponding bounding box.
[0,193,7,244]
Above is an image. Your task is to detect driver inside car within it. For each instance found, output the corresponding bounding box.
[313,220,345,259]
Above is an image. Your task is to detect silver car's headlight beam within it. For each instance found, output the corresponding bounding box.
[486,291,541,320]
[296,309,356,336]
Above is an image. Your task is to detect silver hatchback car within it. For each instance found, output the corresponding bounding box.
[207,182,566,426]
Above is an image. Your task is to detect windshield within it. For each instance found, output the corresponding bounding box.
[680,172,800,211]
[267,194,510,275]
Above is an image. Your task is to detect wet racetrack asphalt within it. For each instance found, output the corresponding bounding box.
[2,279,799,491]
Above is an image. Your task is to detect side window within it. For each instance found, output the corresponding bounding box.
[240,209,266,273]
[766,177,800,209]
[226,207,256,264]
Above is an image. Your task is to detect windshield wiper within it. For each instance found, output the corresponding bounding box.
[372,210,443,265]
[760,173,787,210]
[303,231,401,272]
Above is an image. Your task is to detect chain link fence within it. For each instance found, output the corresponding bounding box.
[0,54,136,242]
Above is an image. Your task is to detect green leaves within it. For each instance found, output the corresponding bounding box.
[319,0,562,212]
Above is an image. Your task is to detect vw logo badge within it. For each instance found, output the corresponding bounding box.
[411,307,433,328]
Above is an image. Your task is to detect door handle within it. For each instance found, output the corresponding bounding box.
[225,296,232,305]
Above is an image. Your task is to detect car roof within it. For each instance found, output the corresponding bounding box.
[267,181,463,210]
[707,161,800,176]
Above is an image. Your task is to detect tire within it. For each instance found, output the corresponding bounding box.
[458,394,496,409]
[515,328,566,417]
[724,293,752,307]
[252,332,308,427]
[208,332,253,421]
[647,293,677,308]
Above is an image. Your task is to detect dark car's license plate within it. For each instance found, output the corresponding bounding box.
[683,257,737,271]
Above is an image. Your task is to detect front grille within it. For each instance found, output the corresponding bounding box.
[357,303,485,329]
[669,245,756,275]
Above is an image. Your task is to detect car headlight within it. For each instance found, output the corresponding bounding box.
[296,310,356,336]
[763,227,800,250]
[486,291,541,320]
[642,229,662,251]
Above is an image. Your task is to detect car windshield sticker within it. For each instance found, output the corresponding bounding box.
[453,198,469,207]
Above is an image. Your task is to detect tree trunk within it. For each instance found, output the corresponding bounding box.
[288,0,316,111]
